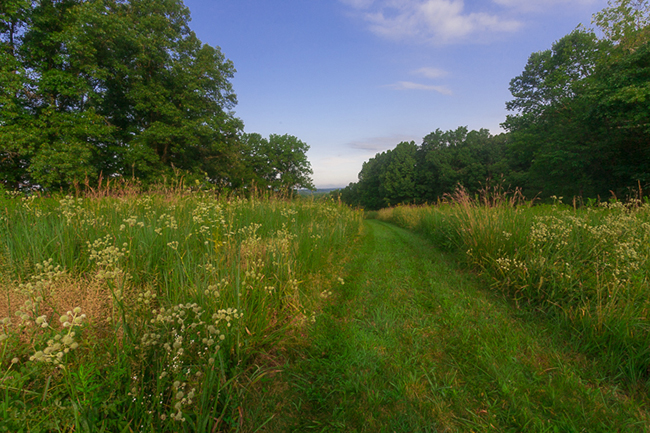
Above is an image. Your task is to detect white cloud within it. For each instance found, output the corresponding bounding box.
[493,0,600,13]
[385,81,453,95]
[339,0,376,8]
[340,0,522,44]
[412,67,448,79]
[347,134,420,152]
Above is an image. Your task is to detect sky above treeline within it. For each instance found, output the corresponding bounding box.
[182,0,608,188]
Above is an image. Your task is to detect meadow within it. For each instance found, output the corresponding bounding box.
[3,185,650,431]
[0,187,362,432]
[376,187,650,386]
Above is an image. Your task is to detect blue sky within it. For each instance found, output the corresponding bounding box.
[182,0,607,188]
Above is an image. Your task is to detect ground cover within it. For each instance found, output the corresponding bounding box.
[0,190,361,432]
[244,219,650,431]
[2,189,649,432]
[377,189,650,386]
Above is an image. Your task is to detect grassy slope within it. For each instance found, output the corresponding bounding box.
[246,220,648,432]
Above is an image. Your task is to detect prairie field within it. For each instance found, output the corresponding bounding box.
[377,189,650,384]
[3,188,650,432]
[0,190,362,432]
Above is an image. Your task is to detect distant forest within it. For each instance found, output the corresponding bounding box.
[338,0,650,209]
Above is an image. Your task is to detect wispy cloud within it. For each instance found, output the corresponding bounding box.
[493,0,600,13]
[412,67,448,79]
[347,134,420,152]
[341,0,522,44]
[385,81,453,95]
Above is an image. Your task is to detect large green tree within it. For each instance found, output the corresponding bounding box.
[341,0,650,208]
[0,0,32,186]
[340,128,508,209]
[379,141,417,207]
[0,0,242,189]
[503,0,650,198]
[239,132,314,193]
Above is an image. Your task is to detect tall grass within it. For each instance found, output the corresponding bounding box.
[378,188,650,385]
[0,190,362,432]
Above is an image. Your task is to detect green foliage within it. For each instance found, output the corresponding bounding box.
[0,0,244,189]
[341,1,650,210]
[341,128,507,210]
[593,0,650,48]
[239,133,315,193]
[502,0,650,199]
[504,29,603,120]
[245,219,650,431]
[0,190,361,430]
[0,1,316,192]
[377,194,650,384]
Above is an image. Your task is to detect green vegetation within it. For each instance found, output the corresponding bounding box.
[377,189,650,385]
[338,0,650,209]
[0,0,313,192]
[242,219,650,431]
[2,0,650,431]
[0,190,361,431]
[3,189,650,431]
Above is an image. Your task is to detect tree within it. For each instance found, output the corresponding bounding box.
[379,141,417,206]
[240,132,314,193]
[355,150,390,210]
[502,28,615,198]
[501,0,650,199]
[0,0,32,187]
[415,127,504,202]
[592,0,650,49]
[0,0,243,189]
[504,29,604,124]
[104,0,243,182]
[586,39,650,188]
[340,128,510,209]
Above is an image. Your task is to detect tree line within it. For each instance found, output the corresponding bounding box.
[339,0,650,209]
[0,0,314,192]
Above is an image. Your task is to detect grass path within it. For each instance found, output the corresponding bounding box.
[246,220,648,432]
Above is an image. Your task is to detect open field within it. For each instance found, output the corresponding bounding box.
[377,190,650,385]
[2,189,650,431]
[243,219,650,431]
[0,190,361,431]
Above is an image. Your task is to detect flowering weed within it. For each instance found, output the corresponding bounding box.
[0,191,361,430]
[378,193,650,383]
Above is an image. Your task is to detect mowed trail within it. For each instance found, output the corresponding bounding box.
[250,220,647,432]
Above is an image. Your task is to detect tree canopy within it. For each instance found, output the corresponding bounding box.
[239,133,314,193]
[338,0,650,209]
[0,0,314,192]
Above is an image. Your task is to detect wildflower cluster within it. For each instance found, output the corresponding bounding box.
[29,308,86,365]
[17,258,65,298]
[58,196,103,226]
[529,215,573,248]
[21,195,45,217]
[137,301,241,421]
[120,215,145,231]
[0,190,363,428]
[158,213,178,231]
[495,257,528,274]
[88,235,129,281]
[191,200,225,227]
[204,278,227,298]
